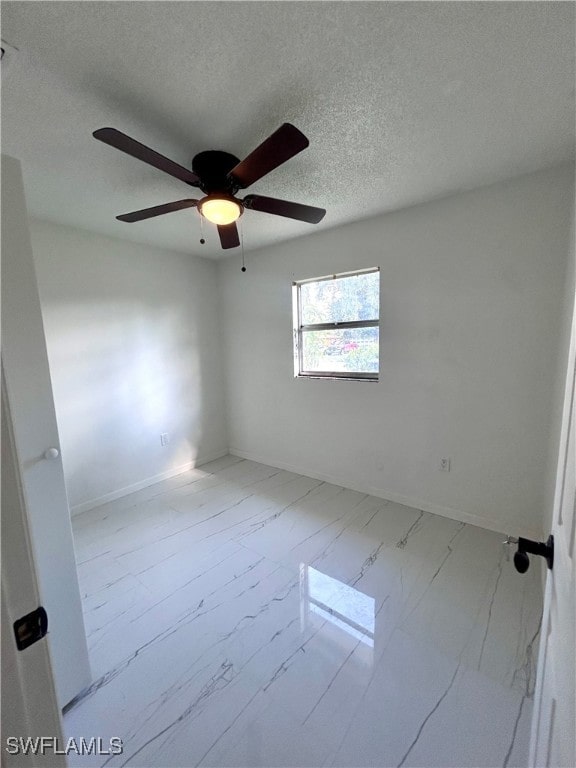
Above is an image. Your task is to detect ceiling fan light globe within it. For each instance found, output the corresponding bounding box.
[199,197,241,225]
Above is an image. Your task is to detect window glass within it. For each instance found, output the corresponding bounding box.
[301,327,379,374]
[300,271,379,325]
[294,269,380,380]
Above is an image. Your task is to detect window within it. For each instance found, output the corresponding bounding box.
[293,268,379,380]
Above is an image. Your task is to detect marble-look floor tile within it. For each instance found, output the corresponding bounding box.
[66,457,543,767]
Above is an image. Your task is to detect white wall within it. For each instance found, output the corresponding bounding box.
[30,219,228,513]
[219,165,575,539]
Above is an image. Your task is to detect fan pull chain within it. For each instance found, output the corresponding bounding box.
[199,212,205,245]
[240,219,246,272]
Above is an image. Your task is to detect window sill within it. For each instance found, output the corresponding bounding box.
[295,374,379,383]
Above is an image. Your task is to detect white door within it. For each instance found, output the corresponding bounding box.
[530,300,576,767]
[2,377,66,767]
[1,154,92,708]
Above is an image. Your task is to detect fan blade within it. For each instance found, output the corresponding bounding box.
[217,222,240,249]
[243,194,325,224]
[228,124,309,189]
[94,128,200,187]
[116,199,198,222]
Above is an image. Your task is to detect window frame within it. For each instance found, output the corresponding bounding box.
[293,267,380,382]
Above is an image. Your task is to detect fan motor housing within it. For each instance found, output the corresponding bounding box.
[192,150,240,194]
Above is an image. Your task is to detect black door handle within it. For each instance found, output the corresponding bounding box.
[512,535,554,573]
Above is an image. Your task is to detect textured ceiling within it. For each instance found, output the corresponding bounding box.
[2,1,574,259]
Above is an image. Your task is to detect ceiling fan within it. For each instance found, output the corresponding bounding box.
[93,124,326,249]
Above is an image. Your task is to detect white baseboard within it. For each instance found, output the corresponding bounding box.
[229,447,542,541]
[70,449,229,517]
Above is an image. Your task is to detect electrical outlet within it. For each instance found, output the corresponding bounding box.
[160,433,170,447]
[440,457,451,472]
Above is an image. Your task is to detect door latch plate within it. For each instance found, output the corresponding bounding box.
[13,606,48,651]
